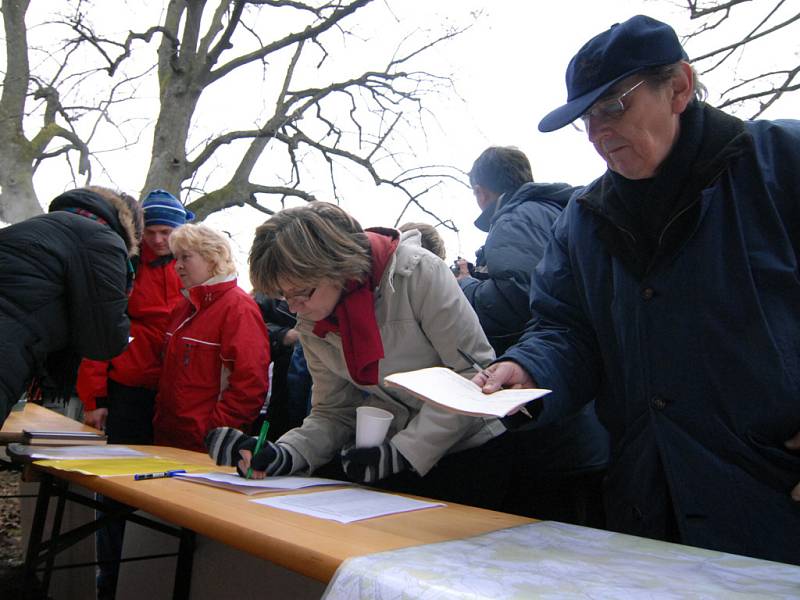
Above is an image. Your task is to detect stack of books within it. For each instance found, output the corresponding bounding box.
[22,429,107,446]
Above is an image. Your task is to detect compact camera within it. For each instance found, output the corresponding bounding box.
[450,259,475,277]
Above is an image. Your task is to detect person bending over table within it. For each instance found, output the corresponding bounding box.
[153,223,269,452]
[207,202,511,509]
[0,186,141,425]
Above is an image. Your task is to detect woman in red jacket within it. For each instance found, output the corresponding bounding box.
[154,223,269,452]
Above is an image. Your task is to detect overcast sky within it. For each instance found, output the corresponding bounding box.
[13,0,799,288]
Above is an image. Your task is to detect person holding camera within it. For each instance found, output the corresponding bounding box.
[456,146,576,355]
[457,146,610,526]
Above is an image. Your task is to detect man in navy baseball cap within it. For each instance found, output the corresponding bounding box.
[477,14,800,565]
[539,15,688,132]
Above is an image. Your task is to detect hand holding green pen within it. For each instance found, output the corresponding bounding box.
[246,419,270,479]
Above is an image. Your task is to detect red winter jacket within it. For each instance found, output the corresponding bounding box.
[77,242,184,410]
[153,276,269,452]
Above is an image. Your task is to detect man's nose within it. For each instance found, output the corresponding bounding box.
[585,114,615,144]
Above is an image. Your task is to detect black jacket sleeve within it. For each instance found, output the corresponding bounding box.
[68,227,130,360]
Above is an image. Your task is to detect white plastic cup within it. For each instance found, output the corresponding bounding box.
[355,406,394,448]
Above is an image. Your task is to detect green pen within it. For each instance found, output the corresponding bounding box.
[246,419,270,479]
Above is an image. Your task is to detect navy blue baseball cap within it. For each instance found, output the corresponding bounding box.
[538,15,688,132]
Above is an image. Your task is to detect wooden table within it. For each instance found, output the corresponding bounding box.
[0,402,101,444]
[23,444,533,599]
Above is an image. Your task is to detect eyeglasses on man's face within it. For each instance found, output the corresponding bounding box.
[574,79,646,131]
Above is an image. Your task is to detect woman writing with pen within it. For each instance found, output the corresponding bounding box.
[206,202,511,509]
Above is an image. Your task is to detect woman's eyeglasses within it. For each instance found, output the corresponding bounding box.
[279,287,317,303]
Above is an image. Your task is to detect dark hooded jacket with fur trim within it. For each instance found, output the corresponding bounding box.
[0,188,140,423]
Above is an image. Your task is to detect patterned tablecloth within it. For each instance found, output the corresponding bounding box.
[323,521,800,599]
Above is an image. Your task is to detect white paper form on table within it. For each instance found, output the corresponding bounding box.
[252,488,444,523]
[175,472,354,495]
[384,366,550,417]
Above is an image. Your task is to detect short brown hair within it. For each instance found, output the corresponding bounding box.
[249,202,371,296]
[398,222,446,260]
[468,147,533,195]
[169,223,236,277]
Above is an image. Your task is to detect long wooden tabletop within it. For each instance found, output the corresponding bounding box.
[32,444,533,583]
[0,402,101,444]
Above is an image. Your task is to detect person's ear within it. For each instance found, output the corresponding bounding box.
[671,61,694,114]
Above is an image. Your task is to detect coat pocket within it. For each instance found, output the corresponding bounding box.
[176,337,221,392]
[746,430,800,491]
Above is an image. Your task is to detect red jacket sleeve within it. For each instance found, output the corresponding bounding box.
[207,295,270,433]
[76,359,110,411]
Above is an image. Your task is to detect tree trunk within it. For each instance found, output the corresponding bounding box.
[140,87,201,199]
[140,0,203,201]
[0,0,41,222]
[0,159,39,222]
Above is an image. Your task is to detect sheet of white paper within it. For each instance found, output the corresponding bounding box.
[175,472,351,494]
[14,445,148,459]
[384,367,551,417]
[252,488,444,523]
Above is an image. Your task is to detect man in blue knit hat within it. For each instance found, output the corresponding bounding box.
[476,15,800,565]
[78,188,192,599]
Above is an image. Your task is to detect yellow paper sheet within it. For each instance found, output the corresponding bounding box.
[34,457,209,477]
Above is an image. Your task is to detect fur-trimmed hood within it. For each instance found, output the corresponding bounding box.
[48,188,142,257]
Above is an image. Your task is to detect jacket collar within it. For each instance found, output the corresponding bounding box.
[474,182,577,233]
[184,273,238,309]
[140,241,174,267]
[576,103,751,278]
[474,193,503,232]
[578,103,749,227]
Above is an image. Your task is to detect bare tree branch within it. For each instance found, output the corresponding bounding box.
[206,0,371,84]
[679,0,800,117]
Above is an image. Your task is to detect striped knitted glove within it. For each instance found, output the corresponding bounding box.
[205,427,250,466]
[248,440,294,476]
[340,441,408,484]
[205,427,293,476]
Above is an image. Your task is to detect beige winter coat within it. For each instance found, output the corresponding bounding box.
[279,230,505,476]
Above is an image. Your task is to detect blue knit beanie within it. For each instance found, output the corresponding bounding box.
[142,189,195,228]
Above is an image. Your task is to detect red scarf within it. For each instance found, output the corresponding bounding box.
[312,229,399,385]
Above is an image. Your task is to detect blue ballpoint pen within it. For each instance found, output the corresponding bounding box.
[134,469,187,481]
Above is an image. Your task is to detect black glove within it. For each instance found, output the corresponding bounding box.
[247,440,294,476]
[340,441,408,484]
[205,427,294,476]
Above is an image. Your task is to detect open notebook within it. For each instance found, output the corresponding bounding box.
[384,367,550,417]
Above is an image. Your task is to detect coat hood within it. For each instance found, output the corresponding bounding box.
[475,182,578,232]
[49,188,142,257]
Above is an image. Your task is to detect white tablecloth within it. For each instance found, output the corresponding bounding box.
[323,521,800,599]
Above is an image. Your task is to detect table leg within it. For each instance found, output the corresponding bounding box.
[172,528,195,600]
[41,479,69,593]
[22,473,53,599]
